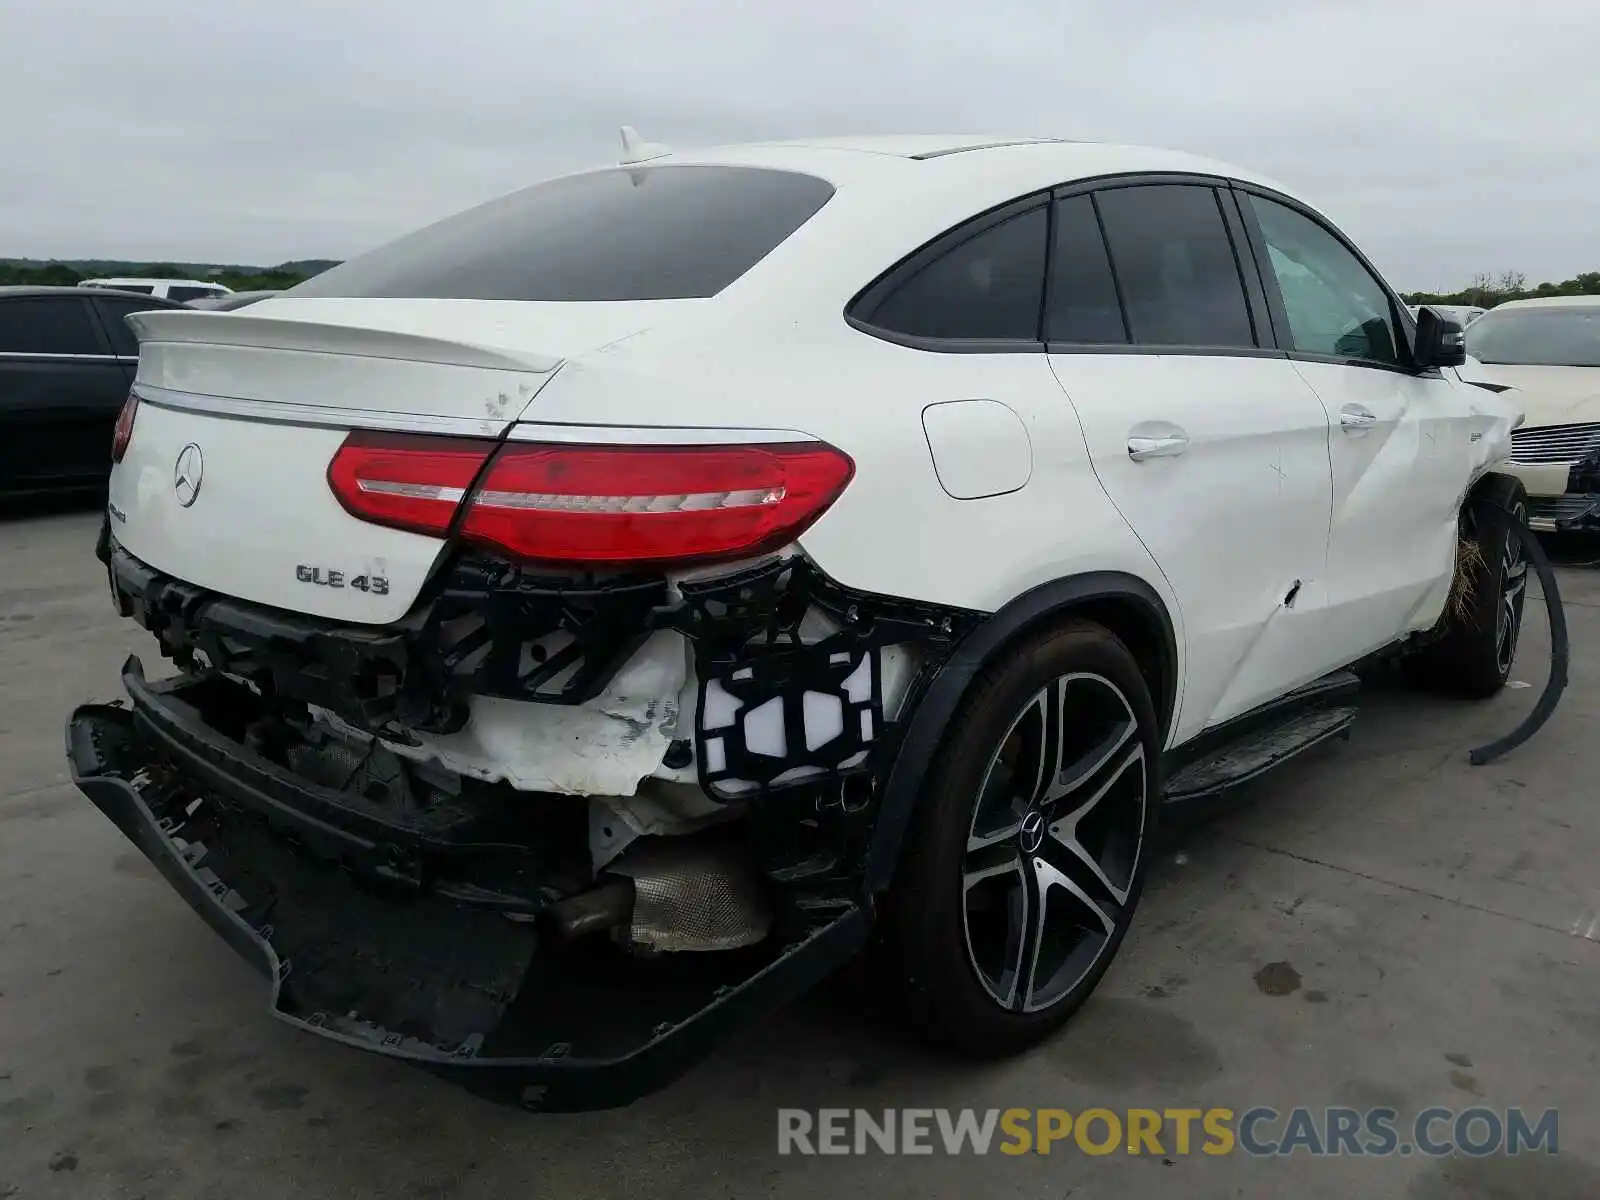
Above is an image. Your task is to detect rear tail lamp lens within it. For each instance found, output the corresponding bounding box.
[111,392,139,463]
[327,434,855,566]
[327,431,496,536]
[461,441,855,565]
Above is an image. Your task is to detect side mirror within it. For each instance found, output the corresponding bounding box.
[1414,305,1467,369]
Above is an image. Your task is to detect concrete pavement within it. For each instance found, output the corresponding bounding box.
[2,504,1597,1199]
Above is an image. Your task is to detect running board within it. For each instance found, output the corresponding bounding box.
[1163,672,1360,802]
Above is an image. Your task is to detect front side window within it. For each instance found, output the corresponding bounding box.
[0,298,102,354]
[1465,307,1600,367]
[1247,194,1400,365]
[863,206,1048,341]
[1094,185,1255,349]
[289,166,835,302]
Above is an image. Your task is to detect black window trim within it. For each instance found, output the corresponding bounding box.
[0,294,117,359]
[1049,174,1278,359]
[1229,182,1430,377]
[845,171,1288,359]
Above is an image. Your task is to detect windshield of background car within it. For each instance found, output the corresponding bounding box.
[289,166,836,302]
[1466,307,1600,367]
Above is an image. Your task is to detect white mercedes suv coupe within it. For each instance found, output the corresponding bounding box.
[69,133,1525,1111]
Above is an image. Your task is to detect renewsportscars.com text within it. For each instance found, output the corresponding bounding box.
[777,1106,1559,1158]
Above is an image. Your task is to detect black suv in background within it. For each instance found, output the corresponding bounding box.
[0,286,185,497]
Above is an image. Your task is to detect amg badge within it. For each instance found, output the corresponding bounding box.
[295,565,389,594]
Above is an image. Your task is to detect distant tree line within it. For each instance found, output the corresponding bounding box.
[0,259,336,292]
[1404,269,1600,310]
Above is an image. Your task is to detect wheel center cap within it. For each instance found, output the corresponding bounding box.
[1018,809,1046,854]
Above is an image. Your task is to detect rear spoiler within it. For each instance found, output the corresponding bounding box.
[124,310,562,375]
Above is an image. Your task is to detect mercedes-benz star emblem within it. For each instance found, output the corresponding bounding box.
[1018,809,1046,855]
[173,443,204,507]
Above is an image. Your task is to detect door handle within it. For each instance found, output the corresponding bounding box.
[1340,404,1377,433]
[1127,433,1189,461]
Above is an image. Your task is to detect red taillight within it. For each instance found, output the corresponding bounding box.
[111,393,138,463]
[327,434,855,566]
[460,441,855,565]
[327,431,497,537]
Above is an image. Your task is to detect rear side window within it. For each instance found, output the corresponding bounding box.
[862,206,1048,341]
[167,286,220,303]
[1045,194,1126,344]
[91,297,159,356]
[289,166,836,302]
[99,284,154,294]
[0,298,103,354]
[1095,185,1255,349]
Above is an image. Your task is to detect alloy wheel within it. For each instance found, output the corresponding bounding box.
[961,672,1147,1014]
[1497,509,1528,675]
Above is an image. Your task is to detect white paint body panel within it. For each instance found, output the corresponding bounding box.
[103,136,1522,796]
[921,399,1033,499]
[1049,352,1334,738]
[1292,362,1477,664]
[110,402,445,623]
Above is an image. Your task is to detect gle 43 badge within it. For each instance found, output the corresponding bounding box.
[296,565,389,594]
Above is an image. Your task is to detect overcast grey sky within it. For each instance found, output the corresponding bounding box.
[3,0,1594,289]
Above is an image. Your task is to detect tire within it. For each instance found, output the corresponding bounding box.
[1404,476,1530,700]
[881,619,1158,1058]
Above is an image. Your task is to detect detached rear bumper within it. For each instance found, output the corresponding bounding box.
[67,668,870,1112]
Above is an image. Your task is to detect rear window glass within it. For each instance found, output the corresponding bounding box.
[289,166,836,302]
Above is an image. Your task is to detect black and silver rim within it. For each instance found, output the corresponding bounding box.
[1497,507,1528,676]
[961,672,1147,1014]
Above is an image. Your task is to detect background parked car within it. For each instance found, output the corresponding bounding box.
[78,277,232,303]
[0,286,185,497]
[1467,295,1600,530]
[184,289,281,311]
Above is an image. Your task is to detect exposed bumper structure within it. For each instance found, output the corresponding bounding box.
[67,673,870,1111]
[73,530,983,1108]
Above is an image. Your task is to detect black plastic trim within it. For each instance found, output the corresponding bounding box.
[67,704,872,1112]
[1219,187,1276,349]
[1158,669,1361,785]
[1044,343,1288,359]
[863,571,1176,892]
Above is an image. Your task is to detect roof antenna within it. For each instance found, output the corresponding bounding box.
[619,125,671,166]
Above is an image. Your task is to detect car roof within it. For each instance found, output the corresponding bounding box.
[730,134,1074,159]
[1491,294,1600,311]
[665,135,1300,196]
[0,285,182,302]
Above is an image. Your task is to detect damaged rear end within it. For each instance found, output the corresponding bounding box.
[71,294,974,1109]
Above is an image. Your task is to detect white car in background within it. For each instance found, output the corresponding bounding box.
[67,133,1525,1111]
[79,277,233,303]
[1466,295,1600,530]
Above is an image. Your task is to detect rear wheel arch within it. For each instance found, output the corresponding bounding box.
[865,571,1176,895]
